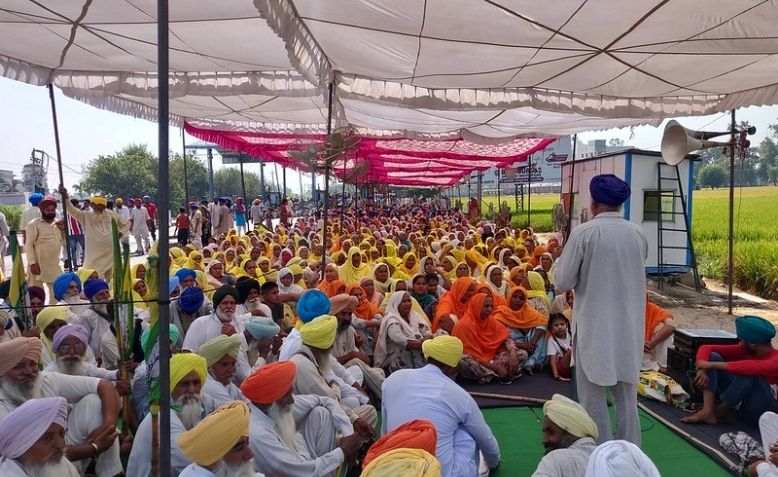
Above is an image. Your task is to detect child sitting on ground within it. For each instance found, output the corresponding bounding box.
[546,313,572,382]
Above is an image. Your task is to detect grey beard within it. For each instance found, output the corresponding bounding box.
[0,375,41,405]
[92,303,109,316]
[24,456,81,477]
[213,460,256,477]
[56,355,85,376]
[216,309,234,323]
[174,394,204,430]
[314,349,333,376]
[64,295,82,305]
[268,402,297,451]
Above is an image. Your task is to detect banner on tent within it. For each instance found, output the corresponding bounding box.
[501,136,570,184]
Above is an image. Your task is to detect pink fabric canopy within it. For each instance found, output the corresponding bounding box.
[184,122,553,186]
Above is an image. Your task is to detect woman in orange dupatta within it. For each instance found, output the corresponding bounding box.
[347,283,382,356]
[318,263,346,297]
[452,292,522,383]
[433,277,476,334]
[644,296,676,371]
[493,286,547,372]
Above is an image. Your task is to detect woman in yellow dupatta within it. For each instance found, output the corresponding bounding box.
[339,247,371,285]
[170,247,188,268]
[186,249,205,271]
[256,256,275,283]
[372,262,392,294]
[526,270,551,317]
[396,252,419,279]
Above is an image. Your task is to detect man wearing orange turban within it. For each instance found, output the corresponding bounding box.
[241,362,367,476]
[363,419,437,468]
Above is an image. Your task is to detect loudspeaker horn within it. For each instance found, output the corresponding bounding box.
[660,120,731,165]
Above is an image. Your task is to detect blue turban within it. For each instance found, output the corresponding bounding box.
[179,287,204,314]
[590,174,630,207]
[296,290,331,323]
[53,272,81,301]
[245,317,280,340]
[84,278,109,301]
[169,276,180,297]
[175,268,196,283]
[735,315,775,344]
[28,192,43,206]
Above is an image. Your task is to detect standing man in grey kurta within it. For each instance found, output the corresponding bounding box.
[554,174,648,445]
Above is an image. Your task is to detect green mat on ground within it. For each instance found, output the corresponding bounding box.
[482,407,732,477]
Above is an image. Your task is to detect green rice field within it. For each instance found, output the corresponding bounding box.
[466,186,778,299]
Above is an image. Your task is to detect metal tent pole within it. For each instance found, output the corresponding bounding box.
[565,134,578,242]
[206,148,214,201]
[321,82,334,280]
[728,110,736,315]
[239,157,248,215]
[527,153,533,227]
[46,84,74,272]
[282,166,287,199]
[156,0,172,475]
[181,128,189,206]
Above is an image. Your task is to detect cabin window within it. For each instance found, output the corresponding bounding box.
[643,190,676,222]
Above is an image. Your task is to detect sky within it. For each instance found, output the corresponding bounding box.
[1,75,777,192]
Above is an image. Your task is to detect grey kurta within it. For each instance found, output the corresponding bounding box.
[553,211,647,386]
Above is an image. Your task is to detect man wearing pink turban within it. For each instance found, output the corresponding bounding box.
[0,397,81,476]
[0,337,122,476]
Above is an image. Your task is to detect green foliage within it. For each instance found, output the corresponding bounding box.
[697,164,727,188]
[693,186,778,299]
[213,168,262,199]
[0,205,21,231]
[79,145,210,208]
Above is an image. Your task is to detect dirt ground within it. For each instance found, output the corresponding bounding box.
[648,277,778,343]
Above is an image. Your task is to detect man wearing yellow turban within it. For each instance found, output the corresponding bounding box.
[198,335,244,408]
[62,188,124,280]
[240,362,367,476]
[127,353,209,477]
[382,335,501,477]
[361,449,441,477]
[532,394,599,476]
[291,315,378,431]
[177,401,255,476]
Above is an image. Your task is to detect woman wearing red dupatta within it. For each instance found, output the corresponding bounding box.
[453,292,522,383]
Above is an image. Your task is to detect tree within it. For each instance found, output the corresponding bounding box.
[213,168,262,200]
[80,144,158,198]
[697,164,727,188]
[80,145,210,209]
[757,137,778,184]
[769,166,778,186]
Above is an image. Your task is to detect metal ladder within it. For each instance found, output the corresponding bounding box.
[656,162,702,291]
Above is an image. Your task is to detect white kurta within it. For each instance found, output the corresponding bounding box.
[24,218,63,284]
[65,201,122,278]
[203,374,245,408]
[0,458,81,477]
[531,437,597,477]
[127,409,192,477]
[182,313,252,381]
[381,364,501,477]
[553,211,648,386]
[248,395,353,477]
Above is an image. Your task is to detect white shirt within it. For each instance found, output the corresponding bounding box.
[115,206,131,222]
[45,361,118,380]
[381,364,501,477]
[183,313,252,381]
[179,464,215,477]
[279,329,358,386]
[127,409,192,477]
[129,207,150,234]
[203,374,245,408]
[532,437,597,477]
[0,371,99,419]
[248,395,353,477]
[554,211,648,386]
[546,333,571,357]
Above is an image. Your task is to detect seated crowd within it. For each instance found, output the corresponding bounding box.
[0,202,774,477]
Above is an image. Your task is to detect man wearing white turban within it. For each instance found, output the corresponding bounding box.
[532,394,598,477]
[0,397,80,477]
[584,440,660,477]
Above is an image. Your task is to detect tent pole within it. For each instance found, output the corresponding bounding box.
[283,166,287,199]
[239,157,247,217]
[527,153,532,227]
[321,81,334,281]
[206,148,214,201]
[259,160,266,198]
[565,134,578,242]
[181,128,189,206]
[496,169,501,217]
[156,0,172,475]
[46,84,74,272]
[728,110,736,315]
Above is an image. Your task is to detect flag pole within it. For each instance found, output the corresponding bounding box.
[47,84,74,272]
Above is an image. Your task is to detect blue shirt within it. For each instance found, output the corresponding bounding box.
[381,364,501,476]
